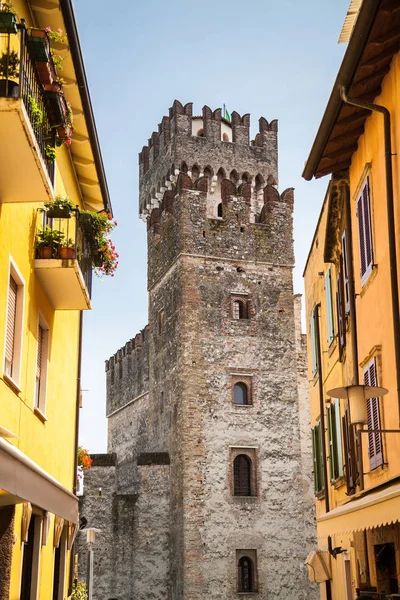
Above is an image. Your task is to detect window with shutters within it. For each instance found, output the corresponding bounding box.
[4,262,24,387]
[35,315,49,415]
[311,422,325,494]
[342,405,358,494]
[357,177,374,286]
[236,550,258,593]
[342,231,350,313]
[310,306,318,376]
[363,358,384,470]
[327,399,344,482]
[325,268,335,346]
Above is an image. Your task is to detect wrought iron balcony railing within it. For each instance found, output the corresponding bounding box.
[0,26,56,183]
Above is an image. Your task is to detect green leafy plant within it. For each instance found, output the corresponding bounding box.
[80,211,119,277]
[50,50,63,71]
[0,49,19,78]
[44,195,74,213]
[44,145,57,162]
[27,95,43,127]
[44,26,67,44]
[66,102,73,127]
[36,226,65,248]
[0,2,17,15]
[70,580,88,600]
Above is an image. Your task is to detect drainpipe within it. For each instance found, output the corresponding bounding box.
[314,305,332,600]
[340,87,400,427]
[68,310,83,595]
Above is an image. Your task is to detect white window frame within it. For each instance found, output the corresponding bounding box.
[34,313,50,417]
[357,177,374,286]
[3,258,25,389]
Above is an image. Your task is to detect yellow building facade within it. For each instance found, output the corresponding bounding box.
[303,2,400,599]
[0,1,111,598]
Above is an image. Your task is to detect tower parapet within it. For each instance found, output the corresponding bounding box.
[138,100,278,218]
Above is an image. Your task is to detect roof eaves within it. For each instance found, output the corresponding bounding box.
[302,0,381,181]
[59,0,112,215]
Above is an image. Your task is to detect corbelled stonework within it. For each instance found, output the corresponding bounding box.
[77,101,317,600]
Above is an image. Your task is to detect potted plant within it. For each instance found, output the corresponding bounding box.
[36,226,64,258]
[46,90,68,127]
[44,144,57,163]
[27,28,50,62]
[71,580,88,600]
[26,95,43,127]
[0,49,19,97]
[35,55,56,88]
[59,238,75,259]
[0,3,18,34]
[44,195,74,218]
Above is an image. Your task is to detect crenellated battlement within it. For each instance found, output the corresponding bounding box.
[139,100,279,217]
[105,326,150,416]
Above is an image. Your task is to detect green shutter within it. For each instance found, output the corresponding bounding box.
[327,404,336,481]
[312,427,318,494]
[334,398,344,477]
[318,422,325,492]
[325,269,334,346]
[310,307,318,375]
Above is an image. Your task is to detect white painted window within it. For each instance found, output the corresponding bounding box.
[34,314,50,415]
[4,260,24,387]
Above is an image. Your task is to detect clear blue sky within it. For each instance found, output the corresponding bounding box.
[76,0,350,452]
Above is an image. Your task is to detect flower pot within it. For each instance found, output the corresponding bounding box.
[45,90,68,127]
[79,212,94,234]
[37,246,53,259]
[44,80,61,93]
[27,31,50,62]
[93,251,104,267]
[0,79,19,98]
[46,206,71,219]
[0,12,18,34]
[35,59,55,87]
[60,247,75,259]
[57,125,73,139]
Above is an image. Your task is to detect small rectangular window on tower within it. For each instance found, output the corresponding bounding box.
[230,293,251,320]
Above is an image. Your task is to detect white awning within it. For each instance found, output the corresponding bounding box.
[0,438,78,523]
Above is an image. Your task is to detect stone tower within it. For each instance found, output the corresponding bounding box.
[78,101,317,600]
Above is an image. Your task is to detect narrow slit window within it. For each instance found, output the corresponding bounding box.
[217,203,223,218]
[234,382,248,405]
[234,454,251,496]
[238,556,254,592]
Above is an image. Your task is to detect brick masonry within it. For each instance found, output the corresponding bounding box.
[78,102,318,600]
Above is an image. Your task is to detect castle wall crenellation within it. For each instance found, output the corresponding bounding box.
[139,100,279,217]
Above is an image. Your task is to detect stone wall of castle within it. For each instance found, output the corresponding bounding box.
[79,101,317,600]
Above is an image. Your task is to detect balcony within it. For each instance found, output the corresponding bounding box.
[34,210,94,310]
[0,27,57,202]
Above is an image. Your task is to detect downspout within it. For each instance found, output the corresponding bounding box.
[69,310,83,595]
[340,87,400,427]
[314,305,332,600]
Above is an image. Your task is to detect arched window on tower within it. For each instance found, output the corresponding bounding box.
[234,454,251,495]
[217,203,223,218]
[222,132,229,142]
[238,556,254,592]
[234,382,248,405]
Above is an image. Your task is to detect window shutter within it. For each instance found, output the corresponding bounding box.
[336,271,345,358]
[334,398,344,477]
[325,269,334,346]
[310,308,318,375]
[364,359,383,470]
[362,179,373,272]
[327,404,336,481]
[343,406,357,493]
[312,427,318,494]
[342,231,350,313]
[357,178,374,283]
[36,325,43,380]
[318,423,325,492]
[5,276,18,376]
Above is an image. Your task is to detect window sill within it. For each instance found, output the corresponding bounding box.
[360,264,378,296]
[2,373,22,395]
[333,476,346,490]
[34,407,47,423]
[328,339,337,358]
[237,592,259,595]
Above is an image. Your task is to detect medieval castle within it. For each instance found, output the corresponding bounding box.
[78,101,317,599]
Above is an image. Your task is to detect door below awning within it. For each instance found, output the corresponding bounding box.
[317,483,400,538]
[0,438,78,524]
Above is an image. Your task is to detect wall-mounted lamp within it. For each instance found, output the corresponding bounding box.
[327,384,388,424]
